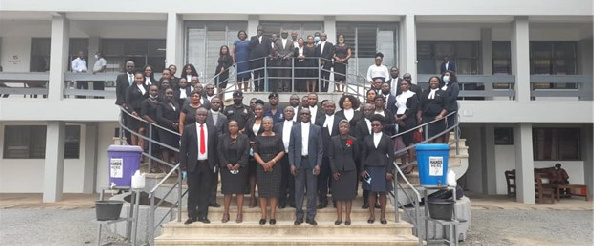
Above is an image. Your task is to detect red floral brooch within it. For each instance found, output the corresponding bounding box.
[346,139,353,147]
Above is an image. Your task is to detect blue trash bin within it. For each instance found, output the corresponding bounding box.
[415,143,450,187]
[107,145,142,187]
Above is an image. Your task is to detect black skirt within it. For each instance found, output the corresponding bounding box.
[331,169,357,201]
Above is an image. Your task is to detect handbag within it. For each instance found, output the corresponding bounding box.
[413,127,424,143]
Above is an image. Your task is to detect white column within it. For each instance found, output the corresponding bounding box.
[247,15,259,37]
[483,124,497,194]
[166,12,183,69]
[581,125,594,195]
[43,121,66,203]
[83,123,98,193]
[514,123,535,204]
[48,14,69,101]
[323,16,336,41]
[400,15,417,82]
[511,16,531,102]
[480,28,494,100]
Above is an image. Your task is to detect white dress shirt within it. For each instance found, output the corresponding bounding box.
[323,114,334,136]
[93,58,107,72]
[71,58,87,73]
[366,64,390,82]
[187,75,193,83]
[373,132,383,148]
[281,39,287,49]
[195,122,209,160]
[179,88,187,99]
[282,120,293,153]
[301,122,310,156]
[292,106,299,122]
[145,77,152,86]
[127,73,134,85]
[253,122,261,136]
[395,90,415,115]
[343,108,354,122]
[428,88,439,100]
[365,118,372,135]
[136,83,146,95]
[309,105,318,124]
[390,77,399,97]
[210,109,220,126]
[375,110,385,117]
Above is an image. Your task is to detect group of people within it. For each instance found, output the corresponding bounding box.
[221,26,352,93]
[114,49,460,227]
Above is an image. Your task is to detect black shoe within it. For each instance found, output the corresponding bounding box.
[198,217,211,224]
[209,202,221,208]
[259,219,267,225]
[294,219,303,225]
[362,204,368,209]
[269,219,277,225]
[184,218,195,225]
[306,219,318,226]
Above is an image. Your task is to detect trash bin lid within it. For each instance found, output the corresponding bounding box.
[415,143,450,151]
[107,144,143,152]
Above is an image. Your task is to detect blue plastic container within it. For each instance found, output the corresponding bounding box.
[107,145,142,187]
[415,143,450,187]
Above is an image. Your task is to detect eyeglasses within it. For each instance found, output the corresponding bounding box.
[300,113,310,115]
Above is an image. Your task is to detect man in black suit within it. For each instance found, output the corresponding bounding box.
[403,73,423,104]
[115,61,136,144]
[316,33,334,92]
[173,78,192,108]
[289,94,301,122]
[275,31,295,92]
[307,93,323,124]
[250,26,270,92]
[207,97,228,208]
[273,106,298,208]
[371,77,384,95]
[352,103,376,209]
[180,107,218,224]
[314,101,342,208]
[440,56,456,74]
[381,82,396,113]
[388,66,401,97]
[289,108,323,226]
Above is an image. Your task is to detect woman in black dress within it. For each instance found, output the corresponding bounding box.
[335,94,363,129]
[214,45,233,92]
[329,120,360,225]
[333,34,351,92]
[140,84,162,172]
[218,120,250,224]
[303,35,318,93]
[373,95,396,136]
[394,79,419,169]
[126,72,148,148]
[143,65,157,87]
[361,114,394,225]
[294,38,307,92]
[246,102,265,208]
[441,70,459,143]
[178,91,203,135]
[417,76,449,143]
[156,88,180,165]
[253,116,285,225]
[179,63,198,87]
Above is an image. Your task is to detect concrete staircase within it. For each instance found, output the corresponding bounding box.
[154,197,419,245]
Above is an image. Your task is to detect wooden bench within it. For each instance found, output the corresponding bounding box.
[535,173,556,204]
[505,169,516,197]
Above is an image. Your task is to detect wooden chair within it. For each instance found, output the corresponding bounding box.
[505,169,516,197]
[534,173,556,204]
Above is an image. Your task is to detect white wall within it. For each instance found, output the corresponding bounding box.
[0,123,87,193]
[0,37,31,72]
[95,122,120,192]
[494,145,586,195]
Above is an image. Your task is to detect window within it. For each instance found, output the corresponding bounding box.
[417,41,480,75]
[30,38,89,72]
[492,41,511,75]
[185,21,247,81]
[494,127,514,145]
[336,22,398,80]
[101,39,166,73]
[3,125,81,159]
[533,128,580,161]
[530,41,578,89]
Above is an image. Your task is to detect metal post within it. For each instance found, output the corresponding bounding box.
[454,122,459,155]
[148,124,152,171]
[126,190,134,243]
[291,58,295,92]
[416,190,422,246]
[149,192,155,246]
[393,167,399,223]
[177,166,182,223]
[263,57,268,92]
[119,111,124,145]
[318,58,322,92]
[132,189,141,246]
[425,124,429,141]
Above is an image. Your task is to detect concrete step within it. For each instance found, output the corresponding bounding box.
[155,235,419,246]
[160,220,414,237]
[184,200,399,222]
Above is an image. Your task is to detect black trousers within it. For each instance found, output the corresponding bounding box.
[278,153,295,204]
[267,59,279,92]
[278,58,291,92]
[318,157,331,203]
[320,63,332,92]
[209,168,219,204]
[252,59,265,91]
[187,160,213,220]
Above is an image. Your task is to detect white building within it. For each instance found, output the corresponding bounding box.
[0,0,593,204]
